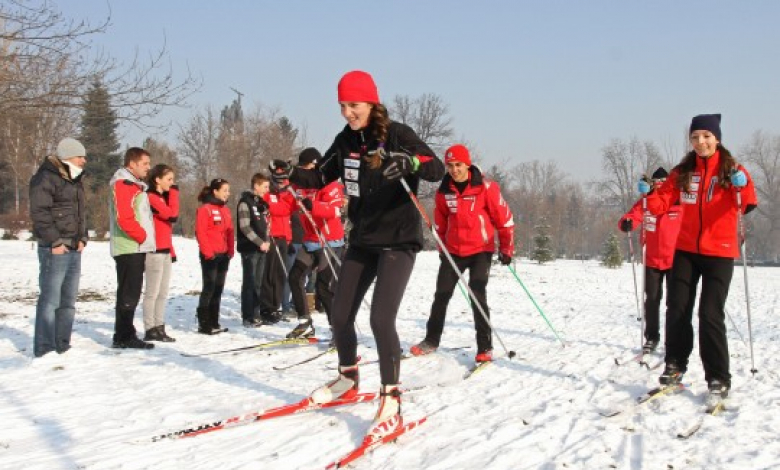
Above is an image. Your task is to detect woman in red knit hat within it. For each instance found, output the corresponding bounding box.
[308,70,444,443]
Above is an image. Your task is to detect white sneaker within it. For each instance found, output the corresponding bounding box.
[309,364,358,404]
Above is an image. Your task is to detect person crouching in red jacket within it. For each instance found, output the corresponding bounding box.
[195,178,234,334]
[618,167,682,354]
[645,114,758,402]
[410,144,515,364]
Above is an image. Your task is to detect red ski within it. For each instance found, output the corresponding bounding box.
[143,392,379,443]
[325,417,427,469]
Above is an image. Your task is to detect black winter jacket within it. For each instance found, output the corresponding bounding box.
[236,191,270,253]
[29,156,87,248]
[320,121,444,252]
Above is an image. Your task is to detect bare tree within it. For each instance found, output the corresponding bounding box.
[0,1,199,125]
[389,93,454,155]
[741,130,780,260]
[176,106,220,184]
[598,137,664,211]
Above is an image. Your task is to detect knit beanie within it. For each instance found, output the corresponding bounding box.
[689,114,722,141]
[444,144,472,166]
[651,167,669,180]
[298,147,321,166]
[56,138,86,160]
[337,70,379,104]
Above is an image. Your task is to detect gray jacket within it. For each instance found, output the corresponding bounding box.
[29,156,88,248]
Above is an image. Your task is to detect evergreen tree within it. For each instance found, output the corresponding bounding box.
[80,80,121,191]
[601,233,623,268]
[531,220,555,264]
[79,80,121,237]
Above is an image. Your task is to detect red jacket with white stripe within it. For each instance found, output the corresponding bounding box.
[646,150,758,259]
[434,166,514,257]
[619,198,682,271]
[195,196,234,259]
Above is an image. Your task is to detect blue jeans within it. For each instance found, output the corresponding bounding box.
[34,246,81,357]
[240,251,267,321]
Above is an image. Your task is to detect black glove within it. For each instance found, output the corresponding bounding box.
[287,244,296,255]
[619,219,633,232]
[301,198,313,212]
[382,152,418,181]
[498,253,512,266]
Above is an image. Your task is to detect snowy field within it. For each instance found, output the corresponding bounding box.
[0,237,778,470]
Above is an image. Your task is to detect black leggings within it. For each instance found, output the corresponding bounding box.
[198,253,230,315]
[331,246,416,385]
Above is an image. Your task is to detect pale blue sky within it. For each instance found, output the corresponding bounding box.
[67,1,780,180]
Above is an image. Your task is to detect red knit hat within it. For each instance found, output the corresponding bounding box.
[444,144,471,166]
[338,70,379,104]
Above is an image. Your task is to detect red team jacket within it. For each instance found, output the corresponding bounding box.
[300,181,345,244]
[263,190,296,242]
[195,200,235,259]
[619,199,682,271]
[646,150,758,259]
[434,168,514,258]
[147,186,179,259]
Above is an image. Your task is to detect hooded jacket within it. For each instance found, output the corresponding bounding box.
[319,121,444,251]
[646,150,758,258]
[29,156,88,248]
[236,190,269,253]
[435,166,515,257]
[109,167,156,257]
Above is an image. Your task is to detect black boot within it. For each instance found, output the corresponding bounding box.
[143,326,163,342]
[210,305,227,334]
[197,307,212,334]
[160,325,176,342]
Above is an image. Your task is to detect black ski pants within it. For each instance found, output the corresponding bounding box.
[114,253,146,342]
[425,252,493,353]
[331,246,415,385]
[260,237,288,314]
[644,266,670,343]
[665,250,734,385]
[198,253,230,327]
[290,246,342,323]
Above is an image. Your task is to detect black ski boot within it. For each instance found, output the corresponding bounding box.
[642,339,659,354]
[286,317,315,339]
[659,362,684,386]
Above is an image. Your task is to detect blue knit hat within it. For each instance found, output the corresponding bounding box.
[689,114,722,141]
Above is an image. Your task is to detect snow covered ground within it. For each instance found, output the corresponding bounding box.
[0,237,778,470]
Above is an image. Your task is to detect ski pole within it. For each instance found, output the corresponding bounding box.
[505,264,566,347]
[627,232,641,322]
[399,177,516,359]
[285,186,342,270]
[735,188,758,375]
[640,194,648,360]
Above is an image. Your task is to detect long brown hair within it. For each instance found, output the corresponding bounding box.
[198,178,229,203]
[147,164,174,191]
[675,144,737,193]
[364,103,391,170]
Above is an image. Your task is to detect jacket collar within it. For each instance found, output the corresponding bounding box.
[439,165,485,194]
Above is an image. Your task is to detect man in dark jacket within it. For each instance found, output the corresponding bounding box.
[29,138,88,357]
[236,173,271,327]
